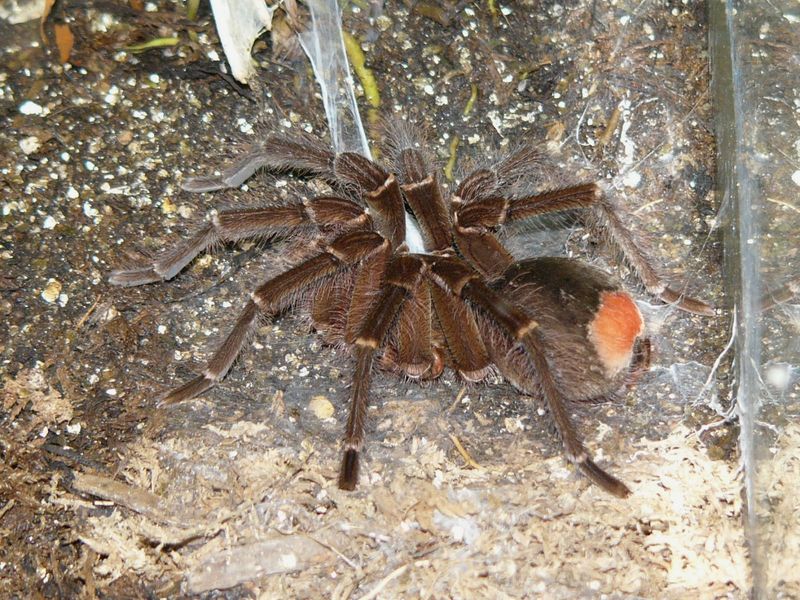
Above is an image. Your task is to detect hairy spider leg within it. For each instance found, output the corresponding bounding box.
[452,183,601,280]
[181,133,339,193]
[386,142,492,379]
[430,257,631,497]
[453,165,713,315]
[428,282,491,381]
[109,197,368,286]
[394,275,441,379]
[371,139,629,493]
[389,138,454,253]
[339,255,424,490]
[343,244,392,344]
[159,231,389,406]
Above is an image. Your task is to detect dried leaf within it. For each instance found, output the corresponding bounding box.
[54,23,73,63]
[209,0,274,83]
[124,37,179,53]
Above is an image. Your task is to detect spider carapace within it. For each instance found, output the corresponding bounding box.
[110,122,713,497]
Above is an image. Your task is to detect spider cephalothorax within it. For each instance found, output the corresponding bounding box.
[110,122,712,497]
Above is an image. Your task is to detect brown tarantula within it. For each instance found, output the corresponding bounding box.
[110,122,712,497]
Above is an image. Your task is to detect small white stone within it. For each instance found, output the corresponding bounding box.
[19,136,41,154]
[104,86,120,105]
[66,422,82,435]
[791,170,800,187]
[309,395,334,420]
[43,215,57,229]
[41,279,62,303]
[19,100,43,115]
[83,201,98,218]
[106,388,117,396]
[67,186,79,199]
[766,363,791,392]
[622,170,642,188]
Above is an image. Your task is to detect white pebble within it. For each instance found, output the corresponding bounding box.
[791,170,800,187]
[104,85,120,105]
[43,215,57,229]
[309,395,334,419]
[19,100,43,115]
[622,170,642,188]
[766,363,791,392]
[83,201,99,218]
[41,279,62,303]
[19,136,41,154]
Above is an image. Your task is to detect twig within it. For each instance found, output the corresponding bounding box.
[357,564,409,600]
[0,499,16,522]
[448,434,482,470]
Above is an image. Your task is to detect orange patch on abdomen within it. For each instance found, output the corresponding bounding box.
[588,291,645,377]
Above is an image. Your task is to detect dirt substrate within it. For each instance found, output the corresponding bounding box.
[0,1,744,598]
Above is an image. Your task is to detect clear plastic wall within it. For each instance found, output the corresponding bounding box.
[710,1,800,596]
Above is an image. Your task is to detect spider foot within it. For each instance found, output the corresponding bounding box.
[577,458,631,498]
[660,287,715,316]
[158,375,213,407]
[109,265,161,287]
[338,448,360,491]
[181,175,228,193]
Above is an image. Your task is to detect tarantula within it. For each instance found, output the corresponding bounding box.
[110,122,712,497]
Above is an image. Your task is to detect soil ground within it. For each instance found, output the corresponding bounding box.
[1,1,742,598]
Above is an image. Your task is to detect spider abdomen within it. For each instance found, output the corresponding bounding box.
[488,257,645,402]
